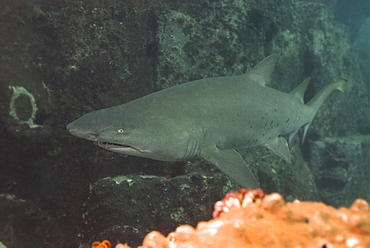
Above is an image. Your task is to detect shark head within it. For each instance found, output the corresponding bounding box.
[67,101,200,162]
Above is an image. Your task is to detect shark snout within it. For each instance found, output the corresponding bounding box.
[69,130,99,141]
[67,123,99,141]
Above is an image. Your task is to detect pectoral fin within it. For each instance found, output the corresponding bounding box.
[265,136,291,164]
[200,148,260,189]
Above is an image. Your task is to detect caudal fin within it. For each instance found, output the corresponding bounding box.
[307,79,347,111]
[299,79,347,143]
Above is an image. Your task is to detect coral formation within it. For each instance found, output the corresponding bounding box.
[91,240,111,248]
[114,189,370,248]
[8,86,42,128]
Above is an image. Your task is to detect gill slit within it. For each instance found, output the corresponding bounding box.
[182,128,206,160]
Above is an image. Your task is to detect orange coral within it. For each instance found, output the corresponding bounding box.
[136,189,370,248]
[91,240,111,248]
[99,189,370,247]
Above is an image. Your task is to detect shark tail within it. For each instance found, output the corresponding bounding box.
[307,79,347,111]
[300,79,347,142]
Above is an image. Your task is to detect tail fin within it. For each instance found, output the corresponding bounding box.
[307,79,347,111]
[300,79,347,143]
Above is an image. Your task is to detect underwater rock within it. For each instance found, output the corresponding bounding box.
[308,136,370,207]
[0,193,64,247]
[116,189,370,248]
[353,17,370,92]
[83,173,238,246]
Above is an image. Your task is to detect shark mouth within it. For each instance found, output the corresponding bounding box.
[97,141,142,153]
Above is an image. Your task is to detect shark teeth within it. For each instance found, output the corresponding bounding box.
[97,141,128,149]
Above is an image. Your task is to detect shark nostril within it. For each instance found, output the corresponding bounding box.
[89,132,99,140]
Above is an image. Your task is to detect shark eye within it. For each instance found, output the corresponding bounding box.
[117,128,125,134]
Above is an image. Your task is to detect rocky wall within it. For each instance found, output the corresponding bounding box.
[0,0,369,247]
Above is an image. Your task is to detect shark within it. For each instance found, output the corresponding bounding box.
[67,54,346,188]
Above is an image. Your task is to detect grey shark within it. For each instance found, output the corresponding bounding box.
[67,54,346,188]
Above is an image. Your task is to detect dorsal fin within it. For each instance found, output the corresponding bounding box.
[290,77,311,103]
[241,54,278,86]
